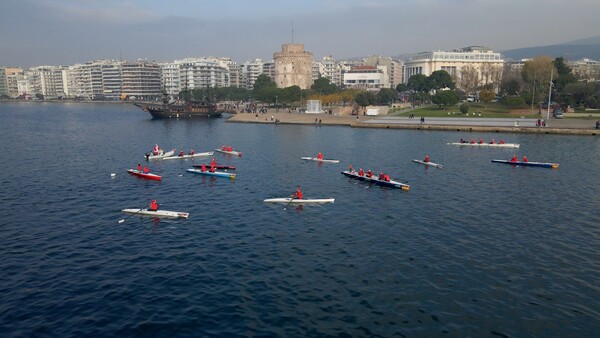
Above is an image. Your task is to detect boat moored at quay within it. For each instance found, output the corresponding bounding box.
[135,99,221,119]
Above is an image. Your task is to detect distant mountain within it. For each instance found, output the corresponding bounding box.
[503,36,600,60]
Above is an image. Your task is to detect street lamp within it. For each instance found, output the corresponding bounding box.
[276,95,278,113]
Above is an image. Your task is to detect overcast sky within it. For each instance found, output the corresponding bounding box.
[1,0,599,67]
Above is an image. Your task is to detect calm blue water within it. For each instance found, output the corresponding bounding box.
[0,102,599,337]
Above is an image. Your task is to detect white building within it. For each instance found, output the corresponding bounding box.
[241,59,265,90]
[569,58,600,82]
[362,56,404,88]
[404,46,504,90]
[342,65,388,91]
[314,56,343,87]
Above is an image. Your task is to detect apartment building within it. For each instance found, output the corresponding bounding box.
[569,58,600,82]
[240,59,264,90]
[4,67,23,98]
[342,65,388,91]
[0,67,6,97]
[121,60,161,99]
[362,56,404,88]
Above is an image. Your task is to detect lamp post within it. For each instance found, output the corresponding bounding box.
[275,95,279,113]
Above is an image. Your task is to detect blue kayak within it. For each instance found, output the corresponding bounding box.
[186,168,236,179]
[491,160,559,169]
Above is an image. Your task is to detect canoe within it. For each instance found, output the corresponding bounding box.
[264,197,335,204]
[145,149,175,160]
[447,142,520,149]
[301,156,340,163]
[127,169,162,181]
[215,149,243,156]
[186,168,236,179]
[412,159,443,168]
[341,170,410,191]
[491,159,559,169]
[162,151,213,160]
[193,164,236,170]
[121,208,189,219]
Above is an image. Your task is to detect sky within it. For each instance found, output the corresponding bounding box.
[1,0,599,68]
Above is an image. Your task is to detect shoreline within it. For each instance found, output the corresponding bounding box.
[227,112,599,136]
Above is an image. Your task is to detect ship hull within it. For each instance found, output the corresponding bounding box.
[135,103,222,119]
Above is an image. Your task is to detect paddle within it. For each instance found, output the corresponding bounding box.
[283,195,294,210]
[118,208,145,223]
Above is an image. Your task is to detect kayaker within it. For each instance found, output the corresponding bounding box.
[317,152,323,160]
[358,168,364,176]
[149,199,159,211]
[460,138,465,143]
[189,149,195,155]
[137,163,142,172]
[348,164,354,172]
[478,138,484,144]
[510,155,518,162]
[200,164,207,172]
[379,172,385,180]
[153,144,160,155]
[143,165,149,173]
[384,174,391,182]
[209,165,216,173]
[293,187,303,199]
[470,139,475,144]
[222,145,226,151]
[490,139,495,144]
[424,155,430,163]
[522,156,528,162]
[210,158,217,167]
[366,169,373,178]
[227,146,233,152]
[500,140,505,144]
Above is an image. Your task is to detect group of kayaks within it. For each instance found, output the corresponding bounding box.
[121,145,243,221]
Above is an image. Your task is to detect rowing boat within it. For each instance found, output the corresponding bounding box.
[121,208,189,219]
[263,197,335,204]
[186,168,236,179]
[412,159,443,168]
[162,151,213,160]
[193,164,236,170]
[145,149,175,160]
[214,149,243,156]
[301,157,340,163]
[341,170,410,191]
[447,142,520,148]
[127,169,162,181]
[491,159,559,169]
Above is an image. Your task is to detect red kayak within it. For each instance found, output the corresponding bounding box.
[127,169,162,181]
[193,164,236,170]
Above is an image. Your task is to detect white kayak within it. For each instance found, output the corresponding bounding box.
[145,149,175,160]
[215,149,243,156]
[447,142,520,148]
[162,151,213,160]
[412,159,443,168]
[301,157,340,163]
[121,208,190,219]
[263,197,335,204]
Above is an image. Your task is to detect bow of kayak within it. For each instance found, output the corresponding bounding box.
[121,208,189,219]
[127,169,162,181]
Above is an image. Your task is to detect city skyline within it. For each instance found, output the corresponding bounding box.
[1,0,600,68]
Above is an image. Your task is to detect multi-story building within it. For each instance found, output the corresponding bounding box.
[362,56,404,88]
[121,60,161,99]
[240,59,264,90]
[4,67,23,98]
[159,62,181,95]
[0,67,6,97]
[315,56,343,87]
[342,65,388,91]
[569,58,600,82]
[273,43,313,89]
[24,66,66,99]
[404,46,504,90]
[175,57,230,93]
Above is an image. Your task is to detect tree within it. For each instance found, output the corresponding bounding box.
[431,90,459,109]
[376,88,396,105]
[459,103,469,114]
[521,56,556,104]
[479,89,496,108]
[407,74,429,92]
[480,63,503,92]
[253,74,276,91]
[280,86,302,104]
[354,91,375,108]
[553,57,578,94]
[564,82,595,106]
[428,70,455,91]
[395,83,408,93]
[311,77,338,95]
[459,65,480,95]
[500,79,521,96]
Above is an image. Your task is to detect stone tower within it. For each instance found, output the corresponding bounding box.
[273,44,313,89]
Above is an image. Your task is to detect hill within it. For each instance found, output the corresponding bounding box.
[503,36,600,60]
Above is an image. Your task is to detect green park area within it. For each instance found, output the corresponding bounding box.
[390,103,541,118]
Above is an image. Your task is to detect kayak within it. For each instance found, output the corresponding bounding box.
[193,164,236,170]
[447,142,520,148]
[121,208,189,219]
[301,157,340,163]
[186,168,236,179]
[341,170,410,191]
[412,159,443,169]
[491,159,559,169]
[127,169,162,181]
[145,149,175,160]
[264,197,335,204]
[162,151,213,160]
[215,149,243,156]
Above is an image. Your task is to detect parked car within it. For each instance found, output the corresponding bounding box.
[553,108,564,119]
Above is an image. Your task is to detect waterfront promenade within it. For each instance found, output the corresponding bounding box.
[228,111,599,135]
